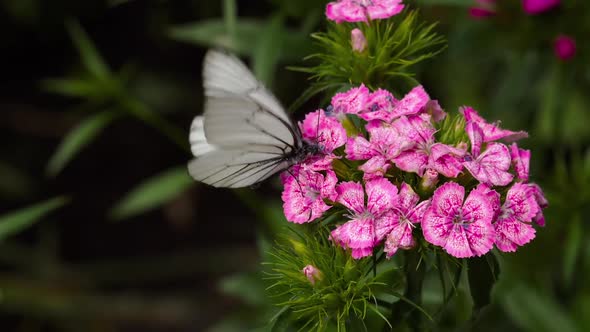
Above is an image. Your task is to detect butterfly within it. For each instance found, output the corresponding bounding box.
[188,50,318,188]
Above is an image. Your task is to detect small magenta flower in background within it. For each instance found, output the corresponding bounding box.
[326,0,405,23]
[351,28,367,52]
[469,0,496,19]
[522,0,561,15]
[554,35,576,61]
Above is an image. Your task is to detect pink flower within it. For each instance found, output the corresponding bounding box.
[351,28,367,52]
[329,84,370,116]
[494,183,539,252]
[510,143,530,182]
[360,85,431,123]
[522,0,560,14]
[379,183,431,257]
[461,106,528,142]
[554,35,576,61]
[299,109,347,170]
[422,182,496,258]
[345,123,409,178]
[530,183,548,226]
[326,0,405,23]
[469,0,496,19]
[391,115,466,178]
[303,265,322,285]
[331,178,398,259]
[281,167,338,223]
[463,121,514,186]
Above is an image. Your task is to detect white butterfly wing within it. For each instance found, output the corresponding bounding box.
[187,50,300,188]
[202,51,300,150]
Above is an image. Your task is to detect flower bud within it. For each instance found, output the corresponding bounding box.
[554,35,576,61]
[351,28,367,52]
[420,169,439,192]
[302,265,323,285]
[289,239,311,257]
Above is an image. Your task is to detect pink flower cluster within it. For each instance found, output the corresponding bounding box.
[281,85,547,259]
[326,0,405,23]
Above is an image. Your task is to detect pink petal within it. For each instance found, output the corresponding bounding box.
[384,222,415,258]
[336,181,365,214]
[375,211,399,242]
[407,199,431,224]
[466,121,484,157]
[473,183,501,217]
[429,143,466,178]
[320,170,339,201]
[463,219,495,256]
[368,124,407,158]
[359,155,390,177]
[395,183,421,215]
[391,114,435,147]
[300,109,347,153]
[430,182,465,218]
[345,136,375,160]
[281,169,335,223]
[494,216,536,250]
[505,183,540,223]
[464,143,514,186]
[443,226,475,258]
[330,84,370,114]
[461,106,528,142]
[367,0,405,20]
[331,218,375,251]
[510,143,530,182]
[391,85,430,119]
[462,187,495,225]
[425,100,447,122]
[360,89,397,122]
[422,208,454,247]
[393,149,429,176]
[366,177,398,216]
[351,247,374,259]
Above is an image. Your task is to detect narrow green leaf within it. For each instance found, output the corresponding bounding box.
[109,166,194,220]
[66,19,111,81]
[0,197,69,241]
[47,111,117,176]
[253,14,284,86]
[40,78,103,99]
[467,254,499,312]
[223,0,237,46]
[563,215,582,285]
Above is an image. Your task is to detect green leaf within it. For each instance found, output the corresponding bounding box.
[253,14,284,86]
[109,166,194,220]
[563,215,582,285]
[0,197,69,241]
[47,111,117,176]
[223,0,237,46]
[40,78,105,99]
[467,254,499,312]
[66,19,111,81]
[168,19,311,61]
[219,272,267,306]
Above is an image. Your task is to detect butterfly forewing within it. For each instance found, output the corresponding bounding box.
[187,50,303,188]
